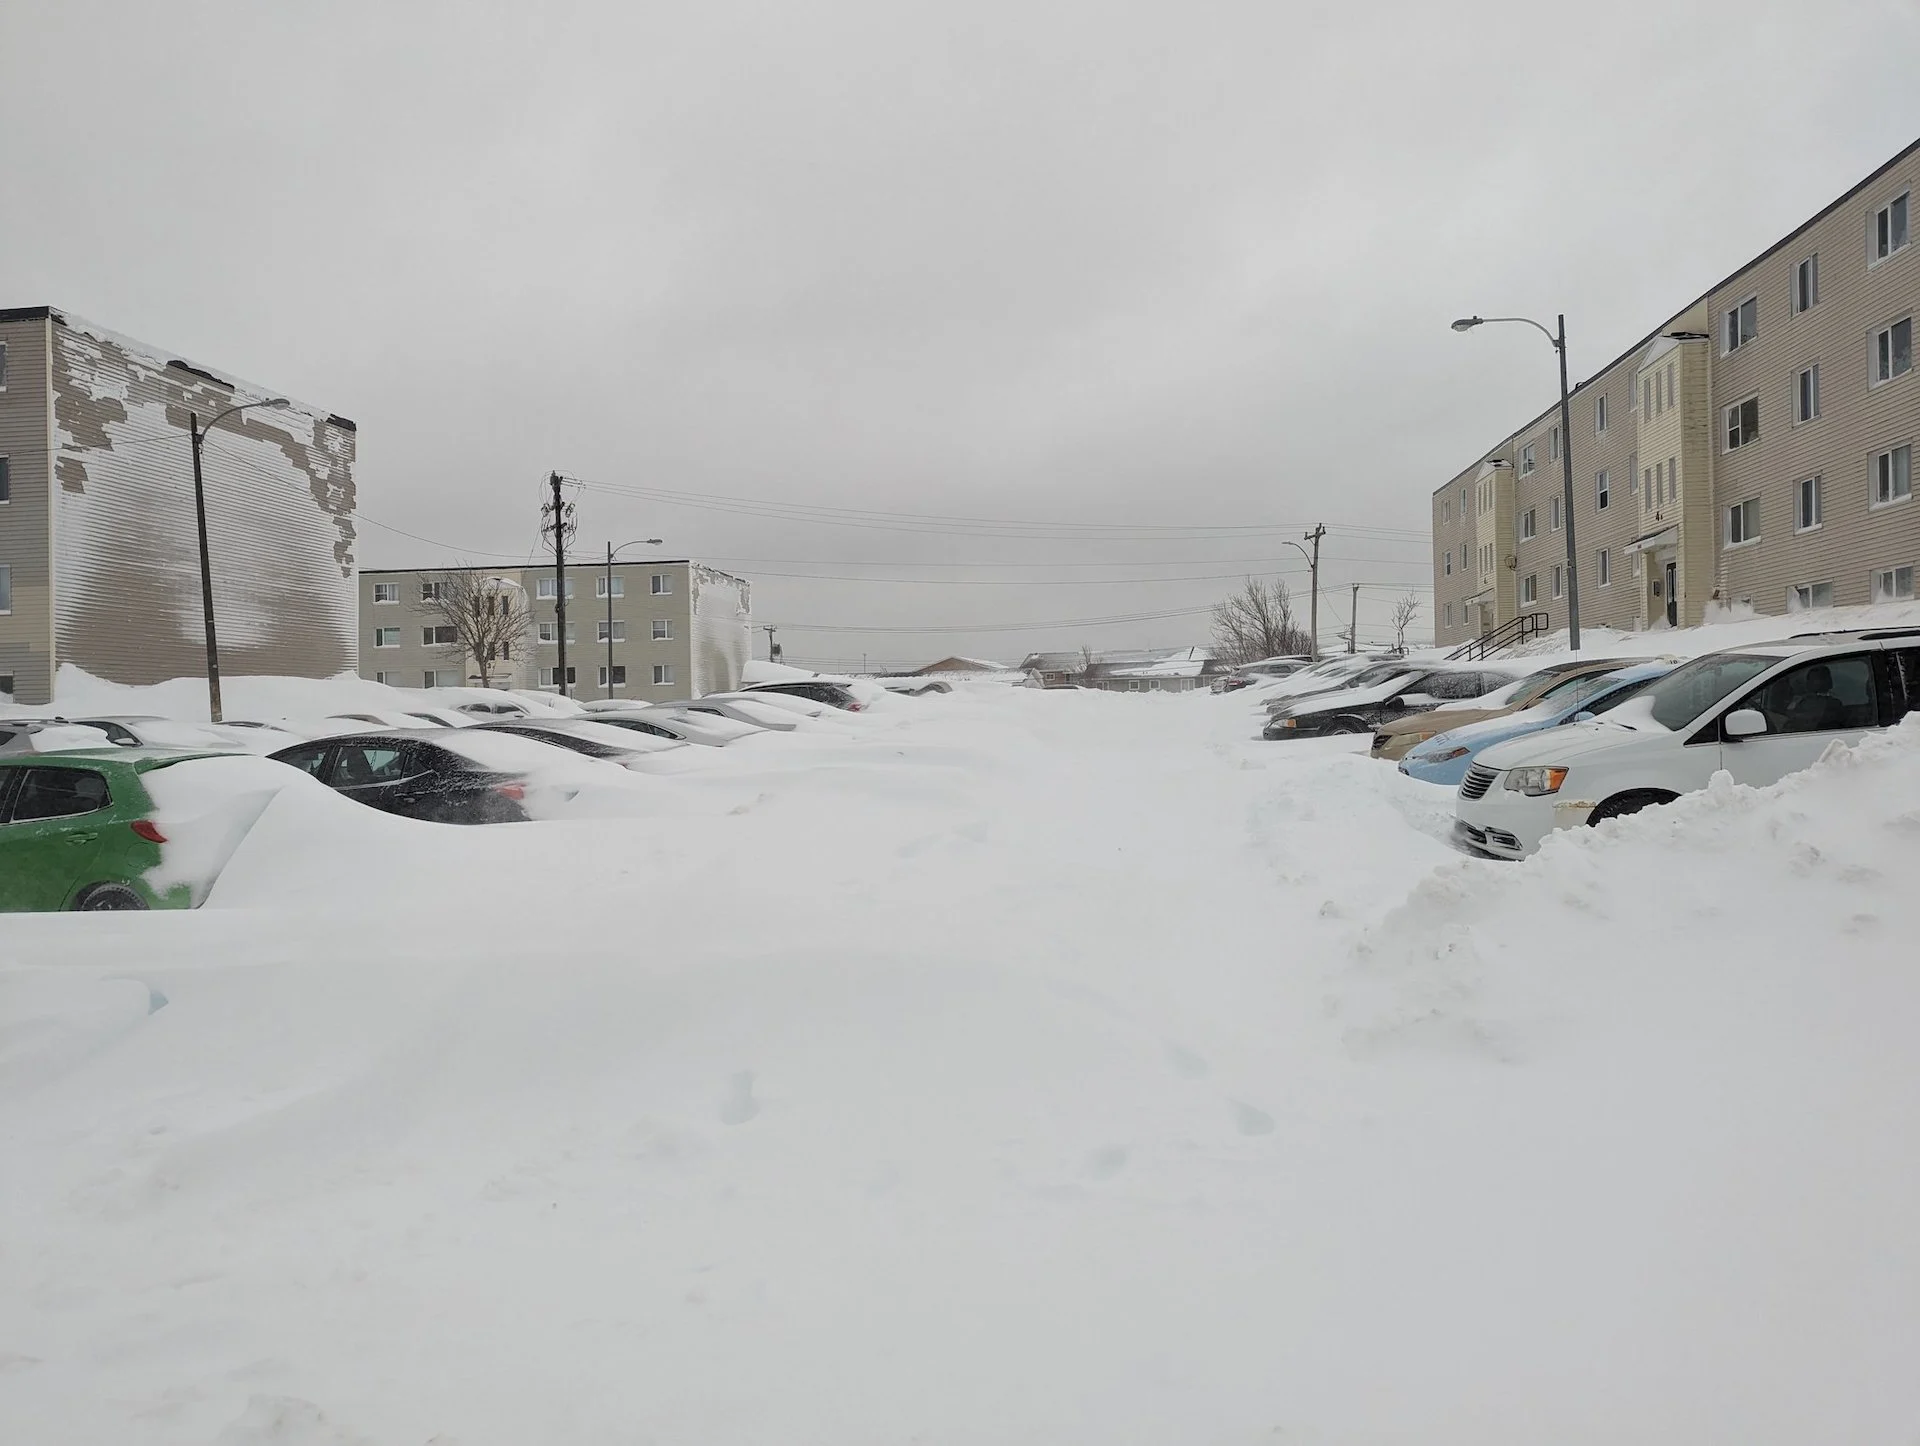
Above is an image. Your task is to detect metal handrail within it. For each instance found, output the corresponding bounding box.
[1447,610,1551,661]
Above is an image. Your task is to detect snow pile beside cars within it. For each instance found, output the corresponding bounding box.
[2,685,1918,1441]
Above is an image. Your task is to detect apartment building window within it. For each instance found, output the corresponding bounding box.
[653,664,675,685]
[1664,363,1675,410]
[536,577,576,600]
[372,582,398,604]
[1724,396,1760,451]
[1642,466,1654,509]
[596,619,626,643]
[1518,508,1536,542]
[1521,574,1537,604]
[0,342,7,387]
[1549,495,1561,531]
[1445,603,1454,627]
[650,573,673,595]
[1723,296,1757,353]
[539,666,577,688]
[1519,442,1536,476]
[419,581,442,603]
[1642,377,1653,421]
[1549,426,1562,463]
[1788,582,1833,613]
[374,671,400,686]
[1595,470,1610,511]
[1874,565,1916,602]
[1596,549,1610,587]
[0,564,10,614]
[1443,551,1453,576]
[1726,497,1761,546]
[1796,364,1821,422]
[1551,565,1564,599]
[1594,393,1608,433]
[1796,476,1824,531]
[424,670,462,688]
[374,627,400,648]
[537,621,578,643]
[488,641,512,662]
[599,665,627,689]
[1873,191,1909,264]
[1873,443,1913,506]
[597,576,624,598]
[1794,254,1819,312]
[421,625,457,646]
[0,456,11,503]
[1873,317,1912,385]
[1458,543,1468,571]
[652,618,673,640]
[1667,457,1678,503]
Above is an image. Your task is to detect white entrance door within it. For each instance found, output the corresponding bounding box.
[1717,652,1879,788]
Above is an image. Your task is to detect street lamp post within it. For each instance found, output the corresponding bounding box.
[187,397,292,720]
[1277,536,1323,660]
[1451,314,1581,652]
[605,538,663,699]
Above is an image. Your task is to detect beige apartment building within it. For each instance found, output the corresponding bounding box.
[356,559,751,700]
[1435,138,1920,648]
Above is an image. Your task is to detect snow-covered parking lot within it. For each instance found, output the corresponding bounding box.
[5,681,1920,1444]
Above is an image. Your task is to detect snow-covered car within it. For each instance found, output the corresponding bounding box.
[1453,632,1920,858]
[0,719,116,756]
[1254,656,1379,707]
[473,717,689,770]
[1263,665,1521,739]
[653,697,801,732]
[590,709,766,748]
[1399,661,1675,786]
[1368,658,1637,762]
[66,715,309,756]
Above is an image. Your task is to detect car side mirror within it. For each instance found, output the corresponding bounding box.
[1383,695,1406,712]
[1724,708,1767,740]
[1571,710,1596,723]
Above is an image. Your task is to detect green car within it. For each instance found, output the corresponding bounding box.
[0,748,234,912]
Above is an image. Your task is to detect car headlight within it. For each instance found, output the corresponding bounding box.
[1504,765,1569,796]
[1427,745,1471,762]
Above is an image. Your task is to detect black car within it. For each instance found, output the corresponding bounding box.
[1262,666,1518,739]
[269,730,533,823]
[744,681,865,711]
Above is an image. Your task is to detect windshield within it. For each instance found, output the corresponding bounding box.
[1538,671,1616,705]
[1640,653,1780,729]
[1349,663,1412,688]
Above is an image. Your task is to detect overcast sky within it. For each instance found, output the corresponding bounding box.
[6,1,1918,667]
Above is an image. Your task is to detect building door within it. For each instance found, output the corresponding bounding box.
[1664,561,1678,627]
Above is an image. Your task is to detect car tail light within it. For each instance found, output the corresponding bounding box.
[495,782,526,801]
[846,702,863,712]
[131,819,168,843]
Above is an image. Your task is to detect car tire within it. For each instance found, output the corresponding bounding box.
[74,882,149,912]
[1588,790,1678,826]
[1330,717,1370,734]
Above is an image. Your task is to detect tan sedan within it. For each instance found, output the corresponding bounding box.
[1369,658,1631,761]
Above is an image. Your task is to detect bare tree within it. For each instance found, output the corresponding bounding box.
[1210,577,1310,666]
[1389,591,1422,652]
[421,569,532,689]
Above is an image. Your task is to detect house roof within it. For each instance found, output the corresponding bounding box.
[914,656,1008,674]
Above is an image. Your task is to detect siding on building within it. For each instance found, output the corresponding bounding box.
[1433,139,1920,644]
[0,314,54,700]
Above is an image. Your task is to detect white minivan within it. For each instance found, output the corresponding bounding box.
[1455,629,1920,858]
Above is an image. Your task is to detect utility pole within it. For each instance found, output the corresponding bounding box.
[1304,523,1326,661]
[762,624,779,662]
[543,472,575,698]
[188,413,222,723]
[605,542,616,699]
[1349,583,1360,654]
[1555,313,1582,652]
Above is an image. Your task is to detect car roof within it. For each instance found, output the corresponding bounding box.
[0,745,239,770]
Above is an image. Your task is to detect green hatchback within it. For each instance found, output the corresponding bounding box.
[0,748,235,912]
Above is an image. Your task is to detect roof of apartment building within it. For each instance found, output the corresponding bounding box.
[1433,132,1920,494]
[0,304,356,432]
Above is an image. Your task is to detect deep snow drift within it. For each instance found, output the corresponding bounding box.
[2,684,1917,1444]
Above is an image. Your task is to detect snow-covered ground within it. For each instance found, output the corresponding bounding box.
[4,676,1919,1443]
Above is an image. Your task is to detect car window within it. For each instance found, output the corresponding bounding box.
[10,767,111,822]
[1416,672,1487,700]
[328,745,409,787]
[1889,649,1920,721]
[1642,653,1779,730]
[1583,678,1655,716]
[277,744,332,777]
[1734,653,1878,735]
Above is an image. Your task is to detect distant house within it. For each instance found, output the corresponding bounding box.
[1017,646,1227,692]
[913,656,1008,675]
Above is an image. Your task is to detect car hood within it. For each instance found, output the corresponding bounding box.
[1376,703,1515,738]
[1274,680,1403,716]
[1474,716,1671,770]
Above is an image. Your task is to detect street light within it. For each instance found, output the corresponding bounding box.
[1451,314,1582,651]
[605,538,663,699]
[1276,538,1321,660]
[188,397,292,720]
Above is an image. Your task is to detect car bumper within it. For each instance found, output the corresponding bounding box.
[1454,787,1597,859]
[1370,730,1430,761]
[1263,720,1330,740]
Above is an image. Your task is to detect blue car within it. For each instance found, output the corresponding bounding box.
[1397,661,1677,785]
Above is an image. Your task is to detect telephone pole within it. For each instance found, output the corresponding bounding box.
[542,472,576,698]
[1304,523,1326,660]
[1348,582,1360,654]
[762,625,780,662]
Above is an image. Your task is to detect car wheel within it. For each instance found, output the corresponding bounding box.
[1330,717,1370,734]
[1588,790,1677,825]
[74,882,149,912]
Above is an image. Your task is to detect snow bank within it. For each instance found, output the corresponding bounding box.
[3,687,1917,1442]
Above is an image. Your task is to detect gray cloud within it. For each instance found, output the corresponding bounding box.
[5,0,1918,666]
